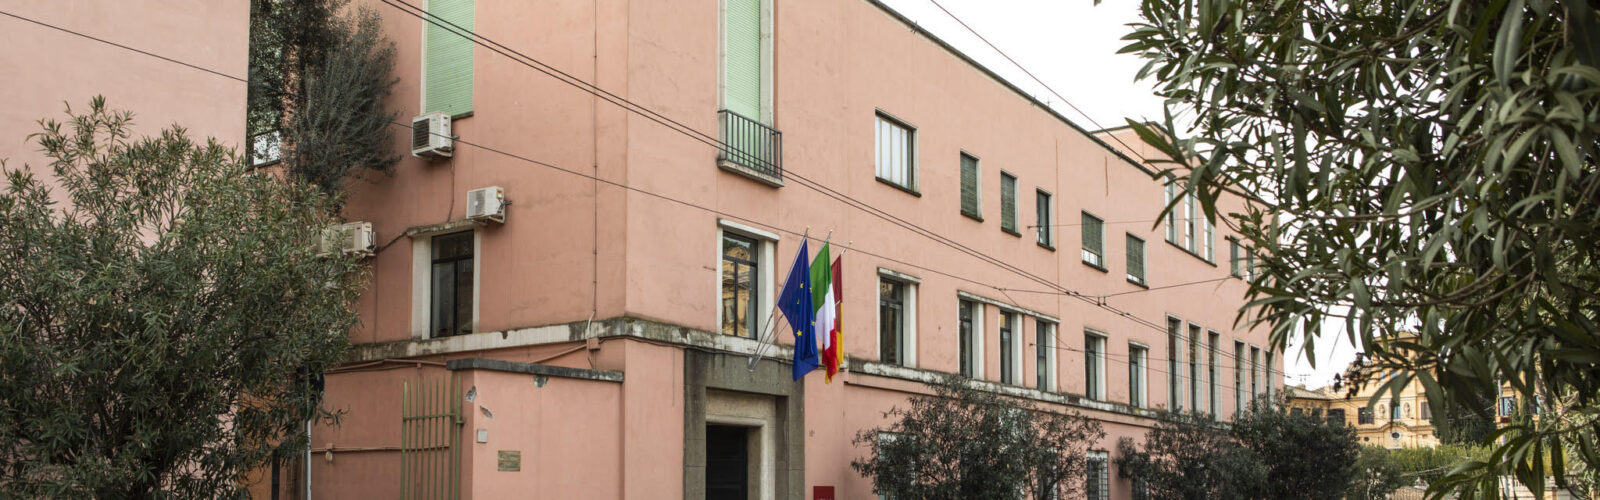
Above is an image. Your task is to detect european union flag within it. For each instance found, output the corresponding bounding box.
[778,240,819,380]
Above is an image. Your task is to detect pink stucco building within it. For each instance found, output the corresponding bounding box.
[306,0,1281,498]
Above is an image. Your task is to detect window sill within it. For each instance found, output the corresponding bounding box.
[962,211,983,222]
[1082,260,1108,273]
[875,177,920,197]
[1037,242,1055,252]
[1164,239,1218,267]
[1002,228,1021,237]
[1127,277,1149,289]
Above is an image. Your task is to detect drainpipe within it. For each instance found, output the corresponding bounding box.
[305,419,312,500]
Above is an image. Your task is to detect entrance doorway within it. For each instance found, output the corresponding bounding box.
[705,425,750,500]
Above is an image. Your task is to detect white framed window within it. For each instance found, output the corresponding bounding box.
[1166,316,1183,411]
[1207,331,1221,418]
[999,311,1021,384]
[1164,180,1178,244]
[1189,323,1202,412]
[411,228,481,339]
[1184,189,1197,251]
[1036,319,1056,391]
[1129,343,1149,408]
[1234,340,1247,416]
[1264,350,1275,401]
[875,112,916,191]
[1230,238,1243,277]
[877,269,919,367]
[1250,346,1262,401]
[958,299,984,378]
[1085,450,1109,500]
[1084,330,1106,400]
[717,220,777,338]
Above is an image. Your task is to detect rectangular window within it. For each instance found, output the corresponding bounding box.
[1037,320,1055,391]
[722,0,767,120]
[1246,249,1259,281]
[1164,181,1178,244]
[1420,401,1431,421]
[1167,317,1183,411]
[1126,234,1146,285]
[1327,408,1346,425]
[958,300,976,377]
[424,0,474,116]
[720,233,760,337]
[430,231,475,337]
[960,153,981,219]
[1264,350,1275,401]
[1499,396,1517,417]
[1203,216,1215,261]
[1358,407,1374,425]
[1129,344,1148,408]
[1036,190,1053,247]
[1189,324,1201,412]
[1230,239,1243,277]
[1085,451,1109,500]
[879,279,908,365]
[1000,172,1018,234]
[875,113,916,191]
[1184,190,1197,251]
[1250,346,1261,401]
[1132,478,1150,500]
[1081,212,1105,267]
[999,312,1017,384]
[1208,331,1220,416]
[1234,340,1246,415]
[1085,332,1105,400]
[1392,402,1402,420]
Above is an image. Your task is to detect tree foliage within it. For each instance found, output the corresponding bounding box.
[250,0,398,201]
[1120,0,1600,494]
[851,376,1105,500]
[1115,412,1266,500]
[1347,446,1411,500]
[1231,404,1361,499]
[0,99,363,497]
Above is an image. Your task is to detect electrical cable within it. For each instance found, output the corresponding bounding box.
[2,5,1296,383]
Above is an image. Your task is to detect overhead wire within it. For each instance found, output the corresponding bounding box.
[1,4,1297,382]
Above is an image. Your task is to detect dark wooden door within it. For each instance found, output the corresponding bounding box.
[705,425,749,500]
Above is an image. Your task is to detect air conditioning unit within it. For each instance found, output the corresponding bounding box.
[318,221,376,257]
[466,187,506,223]
[411,112,453,159]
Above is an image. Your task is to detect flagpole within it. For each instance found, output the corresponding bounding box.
[748,227,808,370]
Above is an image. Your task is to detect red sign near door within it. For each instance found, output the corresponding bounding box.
[813,485,835,500]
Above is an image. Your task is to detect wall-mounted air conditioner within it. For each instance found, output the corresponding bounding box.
[411,112,453,159]
[318,221,376,257]
[466,187,506,223]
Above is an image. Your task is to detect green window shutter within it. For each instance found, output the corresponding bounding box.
[1000,173,1017,233]
[1127,234,1145,283]
[425,0,474,116]
[723,0,762,120]
[1082,213,1103,258]
[960,154,979,218]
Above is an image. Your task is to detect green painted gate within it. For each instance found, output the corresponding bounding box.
[401,374,463,500]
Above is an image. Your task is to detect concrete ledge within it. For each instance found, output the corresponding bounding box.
[847,357,1164,423]
[446,357,624,383]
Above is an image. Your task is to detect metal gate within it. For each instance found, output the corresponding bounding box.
[400,374,463,500]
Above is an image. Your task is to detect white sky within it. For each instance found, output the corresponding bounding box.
[877,0,1358,388]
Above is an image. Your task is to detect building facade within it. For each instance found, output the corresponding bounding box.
[298,0,1282,498]
[1286,382,1440,449]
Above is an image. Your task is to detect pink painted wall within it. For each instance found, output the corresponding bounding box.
[0,0,247,180]
[332,0,1281,497]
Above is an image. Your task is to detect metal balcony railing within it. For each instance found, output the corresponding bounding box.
[718,109,782,180]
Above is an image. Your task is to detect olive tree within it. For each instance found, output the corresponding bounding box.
[851,376,1106,500]
[0,99,363,497]
[1118,0,1600,495]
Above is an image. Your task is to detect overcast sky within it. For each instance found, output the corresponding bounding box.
[877,0,1358,388]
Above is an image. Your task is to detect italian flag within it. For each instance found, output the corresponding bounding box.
[811,243,843,382]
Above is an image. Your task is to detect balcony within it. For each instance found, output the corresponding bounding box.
[717,109,783,186]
